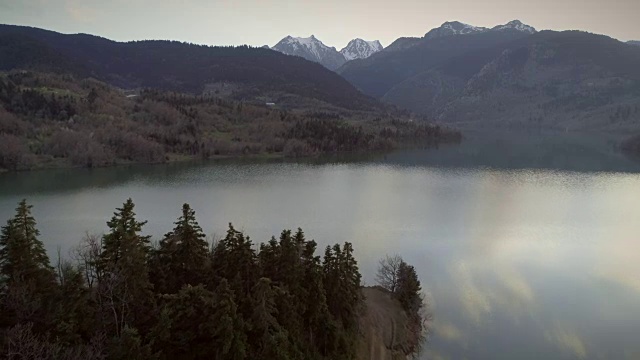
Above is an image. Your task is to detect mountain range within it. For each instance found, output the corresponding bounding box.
[338,20,640,131]
[1,21,639,132]
[424,20,535,39]
[0,24,377,111]
[271,35,383,70]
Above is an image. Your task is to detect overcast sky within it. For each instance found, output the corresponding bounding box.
[0,0,638,49]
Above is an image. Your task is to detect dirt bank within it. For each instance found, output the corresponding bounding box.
[358,287,412,360]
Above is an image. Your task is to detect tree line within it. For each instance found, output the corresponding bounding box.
[0,199,431,359]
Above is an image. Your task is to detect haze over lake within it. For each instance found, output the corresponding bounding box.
[2,132,640,359]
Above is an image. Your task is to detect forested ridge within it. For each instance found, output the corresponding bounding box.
[0,24,378,111]
[0,71,461,171]
[0,199,427,359]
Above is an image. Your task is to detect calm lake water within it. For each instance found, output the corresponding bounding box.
[2,132,640,359]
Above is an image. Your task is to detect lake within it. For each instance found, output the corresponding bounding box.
[2,132,640,359]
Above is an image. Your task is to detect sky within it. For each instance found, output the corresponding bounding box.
[0,0,639,49]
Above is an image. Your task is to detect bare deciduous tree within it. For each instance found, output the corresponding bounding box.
[71,233,102,289]
[5,322,107,360]
[375,254,404,293]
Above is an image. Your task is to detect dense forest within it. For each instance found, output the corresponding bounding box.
[0,199,427,359]
[0,71,461,171]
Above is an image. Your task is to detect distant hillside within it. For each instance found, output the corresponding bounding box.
[337,21,533,98]
[0,71,460,171]
[0,33,87,74]
[339,20,640,131]
[629,40,640,47]
[0,24,376,111]
[393,31,640,130]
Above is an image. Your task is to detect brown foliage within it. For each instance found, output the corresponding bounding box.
[0,134,33,170]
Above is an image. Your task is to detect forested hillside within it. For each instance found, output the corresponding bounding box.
[339,25,640,131]
[338,29,531,98]
[0,71,461,171]
[0,199,426,359]
[0,24,376,111]
[430,31,640,130]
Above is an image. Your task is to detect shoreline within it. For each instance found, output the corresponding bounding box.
[0,140,461,174]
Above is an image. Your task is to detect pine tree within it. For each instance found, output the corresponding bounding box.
[395,261,425,355]
[211,223,257,317]
[396,261,422,314]
[151,203,209,294]
[300,239,331,356]
[322,242,362,359]
[249,278,290,359]
[97,199,153,336]
[0,199,54,285]
[0,200,57,332]
[52,263,96,347]
[212,279,248,360]
[258,236,280,281]
[152,282,246,360]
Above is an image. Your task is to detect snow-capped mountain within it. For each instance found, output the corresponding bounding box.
[492,20,536,34]
[424,20,536,39]
[424,21,488,39]
[272,35,346,70]
[340,39,383,61]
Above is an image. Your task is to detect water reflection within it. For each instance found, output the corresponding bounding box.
[1,133,640,359]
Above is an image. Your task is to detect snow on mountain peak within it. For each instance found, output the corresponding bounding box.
[272,35,347,70]
[492,20,537,34]
[340,38,383,61]
[425,20,537,39]
[425,21,489,39]
[277,35,329,60]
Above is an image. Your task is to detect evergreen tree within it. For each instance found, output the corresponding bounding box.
[151,203,209,294]
[97,199,153,336]
[249,278,290,359]
[322,242,362,359]
[0,199,54,285]
[264,230,305,339]
[0,200,57,333]
[152,282,246,360]
[212,279,248,360]
[395,261,425,355]
[300,239,332,357]
[258,236,280,281]
[396,261,422,315]
[52,263,96,347]
[211,223,257,317]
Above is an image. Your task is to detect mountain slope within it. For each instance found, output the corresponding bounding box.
[340,38,383,60]
[0,25,376,110]
[271,35,346,70]
[408,31,640,130]
[383,37,422,52]
[629,41,640,47]
[0,71,461,171]
[0,33,87,74]
[338,22,534,98]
